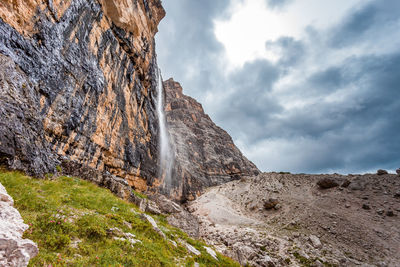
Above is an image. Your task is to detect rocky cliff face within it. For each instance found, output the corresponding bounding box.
[163,78,260,201]
[0,1,259,202]
[0,0,165,192]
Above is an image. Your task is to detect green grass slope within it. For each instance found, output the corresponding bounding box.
[0,169,239,266]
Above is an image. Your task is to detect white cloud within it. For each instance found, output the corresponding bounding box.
[214,0,365,68]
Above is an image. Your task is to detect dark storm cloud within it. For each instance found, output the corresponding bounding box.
[216,59,282,142]
[156,0,400,173]
[330,0,400,48]
[229,51,400,173]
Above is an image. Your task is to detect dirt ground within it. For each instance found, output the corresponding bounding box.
[188,172,400,266]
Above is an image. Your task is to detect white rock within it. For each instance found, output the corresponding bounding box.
[123,233,141,245]
[169,240,177,247]
[0,183,38,267]
[204,246,218,260]
[141,214,158,228]
[183,242,201,256]
[140,214,166,239]
[309,235,322,249]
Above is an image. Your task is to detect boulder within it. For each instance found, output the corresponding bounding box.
[309,235,322,249]
[317,177,340,189]
[348,177,366,191]
[0,183,38,266]
[386,210,395,217]
[341,179,351,188]
[167,210,200,238]
[377,169,388,175]
[148,193,183,214]
[264,198,279,210]
[362,204,371,210]
[396,169,400,176]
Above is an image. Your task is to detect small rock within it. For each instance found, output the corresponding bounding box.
[298,250,310,259]
[377,169,388,175]
[317,177,340,189]
[362,204,371,210]
[249,203,258,211]
[308,235,322,249]
[386,210,395,217]
[204,246,218,260]
[349,178,366,191]
[123,221,132,229]
[377,209,385,215]
[345,203,351,208]
[341,179,351,188]
[70,238,82,249]
[107,227,123,236]
[140,214,166,239]
[274,204,282,210]
[258,255,275,267]
[394,191,400,198]
[313,260,324,267]
[396,168,400,175]
[184,242,201,256]
[169,240,177,247]
[145,200,162,215]
[123,232,141,245]
[264,198,279,209]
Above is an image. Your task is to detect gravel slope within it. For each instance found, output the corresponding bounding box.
[188,172,400,266]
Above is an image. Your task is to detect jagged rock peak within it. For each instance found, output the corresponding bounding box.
[163,78,260,201]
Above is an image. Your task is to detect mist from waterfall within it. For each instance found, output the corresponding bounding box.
[156,69,173,189]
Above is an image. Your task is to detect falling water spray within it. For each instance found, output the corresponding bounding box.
[156,69,173,189]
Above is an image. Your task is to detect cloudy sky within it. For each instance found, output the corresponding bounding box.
[155,0,400,174]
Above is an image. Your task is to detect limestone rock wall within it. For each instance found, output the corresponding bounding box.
[163,79,260,201]
[0,0,165,190]
[0,182,38,266]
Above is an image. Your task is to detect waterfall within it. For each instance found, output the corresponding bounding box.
[156,69,173,189]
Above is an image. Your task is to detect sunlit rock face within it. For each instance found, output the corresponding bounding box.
[0,0,165,191]
[163,78,260,201]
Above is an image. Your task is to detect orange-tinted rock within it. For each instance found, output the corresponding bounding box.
[0,1,165,189]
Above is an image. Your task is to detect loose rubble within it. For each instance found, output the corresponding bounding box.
[185,172,400,266]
